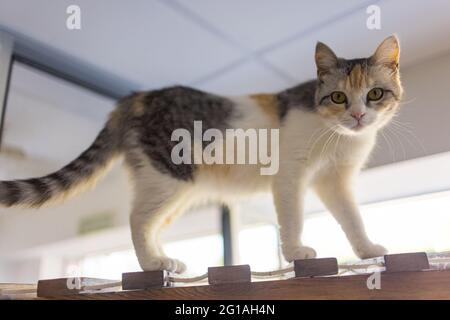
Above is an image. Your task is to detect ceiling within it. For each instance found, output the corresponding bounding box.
[1,0,450,96]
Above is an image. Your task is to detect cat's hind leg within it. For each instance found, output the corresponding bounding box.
[130,206,187,273]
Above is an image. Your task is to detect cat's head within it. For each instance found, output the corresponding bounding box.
[314,35,403,135]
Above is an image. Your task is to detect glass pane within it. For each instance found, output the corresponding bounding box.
[69,249,141,280]
[164,234,223,276]
[239,224,281,271]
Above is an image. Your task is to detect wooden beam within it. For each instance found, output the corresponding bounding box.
[43,269,450,300]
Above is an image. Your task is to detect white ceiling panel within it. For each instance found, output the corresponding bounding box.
[196,60,290,96]
[1,0,450,96]
[179,0,369,51]
[264,0,450,82]
[0,0,243,89]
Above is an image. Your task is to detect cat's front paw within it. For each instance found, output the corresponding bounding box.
[140,256,187,274]
[283,245,317,262]
[355,243,387,259]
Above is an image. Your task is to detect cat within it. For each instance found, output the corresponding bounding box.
[0,35,403,273]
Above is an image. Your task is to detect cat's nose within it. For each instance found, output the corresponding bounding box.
[351,112,366,121]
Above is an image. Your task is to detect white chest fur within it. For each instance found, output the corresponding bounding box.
[280,109,377,174]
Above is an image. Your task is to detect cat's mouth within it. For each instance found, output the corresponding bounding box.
[336,121,369,135]
[352,123,365,130]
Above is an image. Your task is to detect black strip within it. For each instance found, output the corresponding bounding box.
[49,171,72,190]
[26,178,52,203]
[2,181,21,206]
[0,54,14,148]
[221,205,233,266]
[319,94,330,105]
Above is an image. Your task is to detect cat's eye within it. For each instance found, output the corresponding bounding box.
[330,91,347,104]
[367,88,384,101]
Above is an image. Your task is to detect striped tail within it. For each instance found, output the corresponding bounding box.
[0,126,120,208]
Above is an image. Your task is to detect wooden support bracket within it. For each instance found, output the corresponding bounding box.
[208,265,251,285]
[294,258,338,278]
[37,277,116,297]
[384,252,430,272]
[122,270,168,291]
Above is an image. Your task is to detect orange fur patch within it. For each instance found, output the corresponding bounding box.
[318,105,344,118]
[346,64,367,90]
[251,94,279,124]
[132,92,147,116]
[196,163,233,180]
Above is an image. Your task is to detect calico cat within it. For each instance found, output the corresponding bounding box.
[0,36,403,273]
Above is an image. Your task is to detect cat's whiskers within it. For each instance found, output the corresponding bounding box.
[380,129,396,162]
[390,119,426,153]
[293,127,326,161]
[306,126,334,162]
[319,127,339,164]
[397,97,417,107]
[305,127,328,153]
[333,131,344,165]
[388,123,416,154]
[386,126,407,161]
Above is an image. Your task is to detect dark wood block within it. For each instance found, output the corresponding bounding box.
[294,258,338,278]
[384,252,430,272]
[37,277,115,297]
[122,271,167,290]
[208,265,251,285]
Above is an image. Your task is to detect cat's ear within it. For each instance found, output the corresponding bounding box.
[315,42,338,78]
[370,35,400,70]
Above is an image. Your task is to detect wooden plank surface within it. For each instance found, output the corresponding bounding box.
[41,269,450,300]
[0,283,37,300]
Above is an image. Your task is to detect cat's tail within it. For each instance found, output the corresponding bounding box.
[0,123,121,208]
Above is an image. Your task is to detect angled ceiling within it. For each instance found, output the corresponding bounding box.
[1,0,450,96]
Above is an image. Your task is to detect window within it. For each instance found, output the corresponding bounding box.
[303,191,450,262]
[164,234,223,276]
[239,225,282,271]
[66,234,223,280]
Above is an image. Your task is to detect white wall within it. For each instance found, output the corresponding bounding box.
[369,50,450,167]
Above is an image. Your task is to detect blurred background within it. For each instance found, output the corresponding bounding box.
[1,0,450,283]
